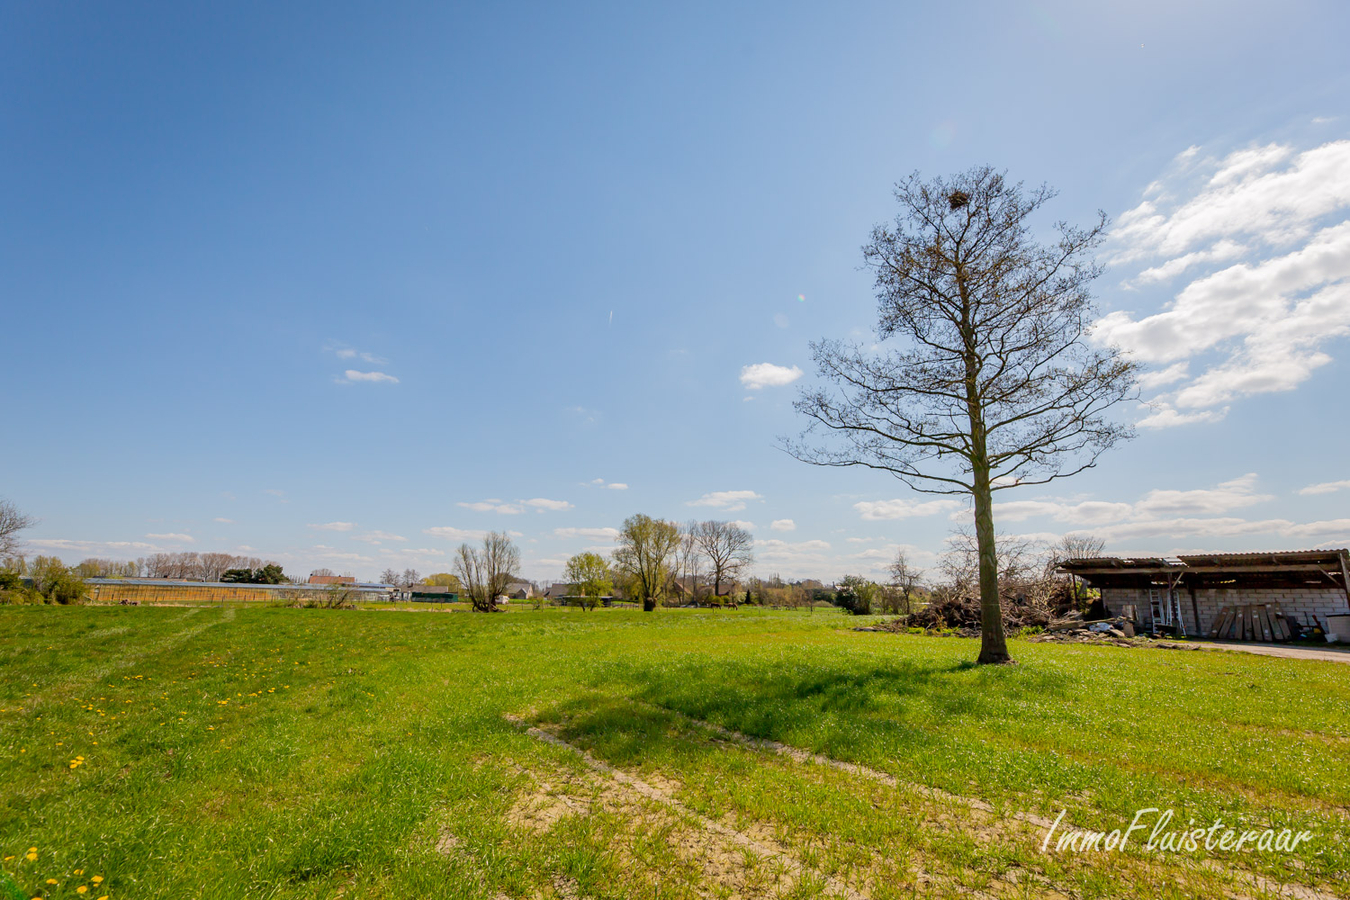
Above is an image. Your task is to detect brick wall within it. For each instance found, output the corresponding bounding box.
[1101,585,1349,635]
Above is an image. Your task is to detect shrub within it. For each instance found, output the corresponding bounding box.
[30,557,86,604]
[834,575,879,615]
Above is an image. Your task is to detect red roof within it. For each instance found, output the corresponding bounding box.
[308,575,356,585]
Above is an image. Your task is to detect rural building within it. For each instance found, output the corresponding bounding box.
[308,574,356,585]
[505,582,534,600]
[1058,549,1350,638]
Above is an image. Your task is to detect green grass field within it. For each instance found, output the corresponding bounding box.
[1,605,1346,899]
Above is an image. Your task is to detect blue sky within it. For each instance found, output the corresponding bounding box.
[4,1,1349,582]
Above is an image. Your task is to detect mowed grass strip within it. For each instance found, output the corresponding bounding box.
[1,605,1346,898]
[532,694,1333,900]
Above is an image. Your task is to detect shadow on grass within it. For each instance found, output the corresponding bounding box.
[541,650,1074,773]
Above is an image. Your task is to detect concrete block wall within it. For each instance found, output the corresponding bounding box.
[1196,586,1349,632]
[1100,585,1349,635]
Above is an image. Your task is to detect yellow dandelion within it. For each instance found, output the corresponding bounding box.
[46,878,58,884]
[91,876,103,884]
[77,886,89,894]
[74,869,83,875]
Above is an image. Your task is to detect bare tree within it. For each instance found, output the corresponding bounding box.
[0,499,35,557]
[614,514,681,612]
[788,168,1136,664]
[379,567,399,587]
[454,532,520,612]
[887,549,923,616]
[692,520,755,598]
[74,558,142,578]
[673,521,705,605]
[199,553,239,582]
[1049,533,1106,604]
[1050,533,1106,565]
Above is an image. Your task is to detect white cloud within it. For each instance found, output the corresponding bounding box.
[1136,362,1190,391]
[853,498,963,521]
[770,519,796,532]
[303,545,374,564]
[458,500,525,514]
[986,499,1135,525]
[523,498,574,511]
[1093,516,1350,545]
[213,517,234,524]
[423,526,487,542]
[339,349,386,364]
[971,474,1350,550]
[27,538,162,557]
[587,478,628,490]
[1299,479,1350,496]
[755,538,832,561]
[340,370,399,384]
[308,521,356,532]
[729,520,756,531]
[1138,404,1229,429]
[553,527,620,541]
[352,530,408,544]
[739,362,803,390]
[326,342,388,365]
[687,490,763,512]
[145,532,194,543]
[1098,139,1350,425]
[986,474,1271,530]
[1133,473,1271,517]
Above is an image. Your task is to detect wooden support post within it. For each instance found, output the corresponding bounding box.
[1339,551,1350,613]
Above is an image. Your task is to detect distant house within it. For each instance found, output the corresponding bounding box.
[505,582,534,600]
[309,575,356,585]
[544,583,575,602]
[1058,549,1350,638]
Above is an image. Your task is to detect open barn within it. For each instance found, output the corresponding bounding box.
[1058,549,1350,640]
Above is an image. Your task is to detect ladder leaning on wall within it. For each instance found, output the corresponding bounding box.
[1148,588,1186,635]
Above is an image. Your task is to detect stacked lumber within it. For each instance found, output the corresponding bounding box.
[1208,603,1291,642]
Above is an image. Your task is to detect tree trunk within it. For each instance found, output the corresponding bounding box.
[643,595,655,612]
[972,461,1011,664]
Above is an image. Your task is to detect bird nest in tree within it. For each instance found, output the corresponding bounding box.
[947,190,970,210]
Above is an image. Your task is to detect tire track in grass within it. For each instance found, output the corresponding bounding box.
[636,701,1059,829]
[505,714,883,900]
[643,703,1343,900]
[34,607,228,705]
